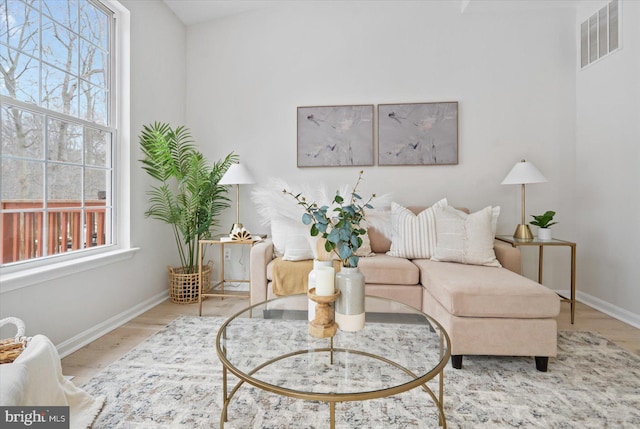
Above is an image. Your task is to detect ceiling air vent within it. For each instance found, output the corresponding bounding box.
[581,0,620,68]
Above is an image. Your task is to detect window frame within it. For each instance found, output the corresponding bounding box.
[0,0,134,292]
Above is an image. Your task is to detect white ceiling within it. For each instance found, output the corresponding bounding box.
[163,0,281,25]
[163,0,583,26]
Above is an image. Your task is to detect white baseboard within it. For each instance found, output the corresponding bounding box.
[56,291,168,358]
[554,288,640,330]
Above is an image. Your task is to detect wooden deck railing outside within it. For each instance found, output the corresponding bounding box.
[1,200,107,264]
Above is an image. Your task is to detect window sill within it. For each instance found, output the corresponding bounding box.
[0,247,140,294]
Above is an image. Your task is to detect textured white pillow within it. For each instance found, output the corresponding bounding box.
[270,217,290,257]
[279,222,314,261]
[431,205,501,267]
[387,199,448,259]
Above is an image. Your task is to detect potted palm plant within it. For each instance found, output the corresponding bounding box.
[139,122,238,303]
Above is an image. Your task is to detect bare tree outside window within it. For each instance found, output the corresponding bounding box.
[1,0,114,264]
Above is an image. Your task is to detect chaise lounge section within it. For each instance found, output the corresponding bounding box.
[417,256,560,371]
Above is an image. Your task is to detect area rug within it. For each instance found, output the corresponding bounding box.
[82,316,640,428]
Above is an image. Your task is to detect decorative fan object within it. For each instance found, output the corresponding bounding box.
[231,227,252,241]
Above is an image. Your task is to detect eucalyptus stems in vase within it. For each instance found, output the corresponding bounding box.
[283,171,375,268]
[284,171,375,332]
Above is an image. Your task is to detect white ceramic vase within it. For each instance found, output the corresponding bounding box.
[308,260,334,321]
[537,228,552,241]
[335,267,365,331]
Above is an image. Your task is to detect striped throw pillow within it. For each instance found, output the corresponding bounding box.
[387,199,448,259]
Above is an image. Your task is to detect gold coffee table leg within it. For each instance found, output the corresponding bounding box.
[330,336,334,365]
[439,332,446,428]
[330,402,335,429]
[222,366,228,421]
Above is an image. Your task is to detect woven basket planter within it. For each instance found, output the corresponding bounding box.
[168,263,212,304]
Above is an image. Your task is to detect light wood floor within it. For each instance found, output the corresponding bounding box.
[61,298,640,387]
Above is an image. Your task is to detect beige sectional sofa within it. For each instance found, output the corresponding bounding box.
[249,208,561,372]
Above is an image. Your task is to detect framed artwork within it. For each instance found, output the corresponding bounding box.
[297,105,374,167]
[378,102,458,166]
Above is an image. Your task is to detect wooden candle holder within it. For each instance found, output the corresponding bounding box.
[307,288,340,338]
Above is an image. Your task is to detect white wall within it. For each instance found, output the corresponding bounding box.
[0,0,186,351]
[575,0,640,322]
[186,2,577,287]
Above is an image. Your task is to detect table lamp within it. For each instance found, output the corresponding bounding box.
[501,159,547,240]
[219,163,255,240]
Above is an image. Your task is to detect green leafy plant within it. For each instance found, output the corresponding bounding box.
[530,211,558,229]
[139,122,238,273]
[284,171,374,268]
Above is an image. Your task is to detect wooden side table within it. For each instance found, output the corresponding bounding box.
[496,235,577,324]
[198,236,264,316]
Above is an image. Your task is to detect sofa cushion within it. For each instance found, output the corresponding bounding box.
[414,259,560,318]
[267,254,419,286]
[358,254,420,285]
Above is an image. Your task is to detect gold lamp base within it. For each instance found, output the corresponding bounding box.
[229,223,243,233]
[513,224,533,240]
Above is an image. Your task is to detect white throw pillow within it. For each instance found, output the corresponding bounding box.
[387,199,448,259]
[270,217,290,257]
[281,224,314,261]
[431,205,501,267]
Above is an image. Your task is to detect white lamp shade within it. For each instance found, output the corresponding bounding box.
[219,163,255,185]
[501,160,547,185]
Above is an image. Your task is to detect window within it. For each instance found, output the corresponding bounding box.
[1,0,116,266]
[580,0,621,69]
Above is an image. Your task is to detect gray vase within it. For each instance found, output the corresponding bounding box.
[335,267,365,331]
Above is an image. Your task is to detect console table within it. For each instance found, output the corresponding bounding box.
[496,235,576,324]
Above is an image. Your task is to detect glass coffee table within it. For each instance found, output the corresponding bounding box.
[216,294,451,428]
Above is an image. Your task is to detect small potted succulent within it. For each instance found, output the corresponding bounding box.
[530,211,557,240]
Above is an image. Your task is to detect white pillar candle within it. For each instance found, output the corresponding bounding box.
[315,267,335,296]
